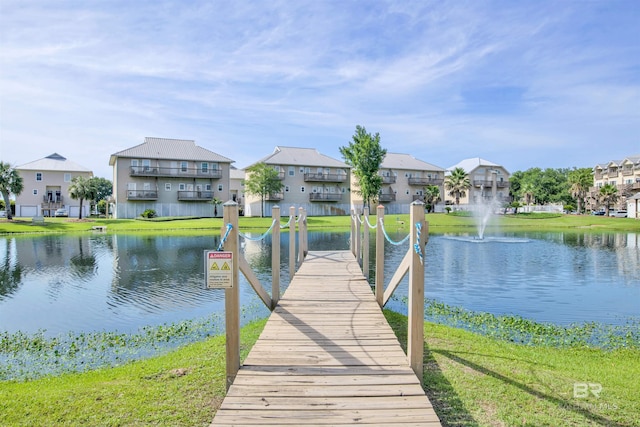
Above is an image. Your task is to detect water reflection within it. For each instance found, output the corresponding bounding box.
[0,230,638,335]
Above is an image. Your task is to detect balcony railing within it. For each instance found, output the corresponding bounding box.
[177,190,214,201]
[127,190,158,200]
[274,170,285,180]
[378,193,396,202]
[304,173,347,183]
[473,180,510,188]
[130,166,222,179]
[622,169,634,176]
[380,175,397,184]
[309,192,343,201]
[608,171,619,177]
[408,177,443,186]
[265,192,284,201]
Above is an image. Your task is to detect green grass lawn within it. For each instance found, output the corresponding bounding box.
[2,314,637,426]
[2,212,639,235]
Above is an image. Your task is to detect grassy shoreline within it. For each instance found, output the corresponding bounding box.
[2,312,638,426]
[2,211,639,235]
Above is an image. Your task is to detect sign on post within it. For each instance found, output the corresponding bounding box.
[205,251,234,289]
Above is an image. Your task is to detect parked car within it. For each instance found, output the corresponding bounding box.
[0,210,6,218]
[591,210,605,216]
[54,208,68,217]
[610,210,628,218]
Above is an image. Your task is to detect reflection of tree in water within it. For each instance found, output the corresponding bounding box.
[69,236,97,280]
[0,238,23,298]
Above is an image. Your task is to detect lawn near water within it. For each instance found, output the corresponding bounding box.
[1,213,639,425]
[1,314,638,426]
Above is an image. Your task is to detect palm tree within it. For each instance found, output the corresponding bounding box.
[598,184,618,216]
[445,167,470,206]
[68,176,96,219]
[520,182,535,206]
[423,185,441,213]
[568,168,592,214]
[0,162,24,220]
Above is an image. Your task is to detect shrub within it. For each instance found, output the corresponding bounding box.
[140,209,156,219]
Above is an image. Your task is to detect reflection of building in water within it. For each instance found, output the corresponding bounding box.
[11,235,96,274]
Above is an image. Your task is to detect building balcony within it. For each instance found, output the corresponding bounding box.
[130,166,222,179]
[275,170,286,180]
[304,173,347,183]
[473,180,510,188]
[309,192,343,202]
[127,190,158,200]
[380,175,397,184]
[608,171,619,177]
[265,192,284,201]
[378,193,396,202]
[177,190,214,201]
[408,177,444,186]
[41,196,64,209]
[622,169,635,176]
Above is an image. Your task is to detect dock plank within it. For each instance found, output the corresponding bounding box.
[211,250,441,426]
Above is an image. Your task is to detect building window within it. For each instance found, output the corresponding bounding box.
[165,183,171,191]
[179,183,186,191]
[240,180,245,187]
[36,172,42,181]
[289,166,295,176]
[64,173,71,182]
[201,163,208,173]
[218,184,223,191]
[299,167,304,173]
[300,186,305,193]
[142,159,151,171]
[406,190,410,195]
[285,185,290,192]
[181,161,188,172]
[33,189,38,195]
[205,184,211,191]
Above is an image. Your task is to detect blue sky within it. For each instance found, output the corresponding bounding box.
[1,0,638,179]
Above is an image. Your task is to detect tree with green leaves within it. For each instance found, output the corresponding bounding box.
[211,197,223,217]
[423,185,441,213]
[339,125,386,211]
[598,184,618,216]
[568,168,593,214]
[244,163,284,217]
[68,176,96,220]
[0,162,24,220]
[445,167,470,206]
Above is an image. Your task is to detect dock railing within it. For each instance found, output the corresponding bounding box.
[351,201,428,378]
[216,201,308,389]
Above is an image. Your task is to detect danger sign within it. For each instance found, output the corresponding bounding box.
[205,251,233,289]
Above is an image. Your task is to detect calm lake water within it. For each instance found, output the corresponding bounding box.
[1,230,638,336]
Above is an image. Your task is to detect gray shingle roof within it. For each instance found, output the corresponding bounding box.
[249,146,348,168]
[381,153,444,171]
[17,153,92,173]
[109,137,233,165]
[447,157,507,174]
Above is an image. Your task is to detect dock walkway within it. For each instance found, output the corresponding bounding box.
[211,250,441,426]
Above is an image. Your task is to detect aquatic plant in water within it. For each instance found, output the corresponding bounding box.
[0,301,269,381]
[420,298,640,350]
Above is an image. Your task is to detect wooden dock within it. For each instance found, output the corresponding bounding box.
[211,250,441,426]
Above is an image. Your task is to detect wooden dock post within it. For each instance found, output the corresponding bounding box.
[222,201,240,390]
[298,207,304,265]
[350,209,356,256]
[271,206,280,309]
[408,201,426,380]
[375,204,384,307]
[363,208,370,280]
[289,206,296,278]
[355,209,361,265]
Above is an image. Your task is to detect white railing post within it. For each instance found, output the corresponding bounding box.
[272,205,280,309]
[302,208,308,258]
[298,207,305,266]
[375,205,385,307]
[363,208,370,280]
[408,201,426,380]
[289,206,296,278]
[222,200,240,390]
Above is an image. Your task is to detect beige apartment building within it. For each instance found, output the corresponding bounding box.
[244,146,350,217]
[229,168,246,215]
[591,155,640,214]
[351,153,446,214]
[15,153,93,217]
[444,157,511,206]
[109,137,233,219]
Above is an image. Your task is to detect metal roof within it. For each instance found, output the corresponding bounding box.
[249,146,348,169]
[109,137,234,165]
[16,153,92,173]
[381,153,444,171]
[447,157,508,174]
